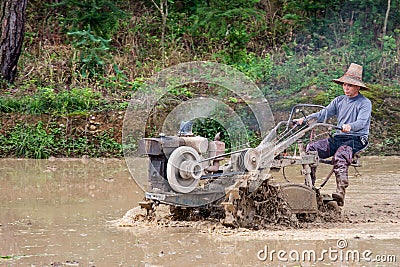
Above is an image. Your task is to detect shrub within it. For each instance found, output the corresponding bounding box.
[0,87,102,115]
[0,121,54,159]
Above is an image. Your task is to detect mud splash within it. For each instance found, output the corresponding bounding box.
[115,155,400,238]
[114,189,345,234]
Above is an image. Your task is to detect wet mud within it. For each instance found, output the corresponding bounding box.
[116,156,400,232]
[1,157,400,266]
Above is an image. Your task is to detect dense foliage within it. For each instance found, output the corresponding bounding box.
[13,0,400,89]
[1,0,399,158]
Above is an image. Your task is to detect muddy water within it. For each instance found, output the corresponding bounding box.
[1,157,400,267]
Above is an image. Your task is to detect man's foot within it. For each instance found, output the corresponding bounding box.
[332,192,344,206]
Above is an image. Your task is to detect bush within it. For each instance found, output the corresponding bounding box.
[0,121,54,159]
[0,121,123,158]
[0,87,102,115]
[0,96,22,113]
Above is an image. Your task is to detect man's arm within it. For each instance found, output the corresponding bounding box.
[347,100,372,132]
[294,97,340,125]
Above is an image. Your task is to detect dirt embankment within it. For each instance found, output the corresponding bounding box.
[0,111,126,158]
[0,111,124,143]
[1,89,399,157]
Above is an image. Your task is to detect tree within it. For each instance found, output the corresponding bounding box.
[150,0,169,66]
[53,0,128,77]
[382,0,391,38]
[0,0,27,83]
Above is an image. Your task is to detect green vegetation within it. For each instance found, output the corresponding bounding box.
[0,255,13,259]
[1,0,399,158]
[0,87,104,114]
[0,121,122,158]
[192,117,261,151]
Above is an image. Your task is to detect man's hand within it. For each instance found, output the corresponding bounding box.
[293,117,305,126]
[342,124,351,132]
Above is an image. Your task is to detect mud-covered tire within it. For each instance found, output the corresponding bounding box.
[326,200,341,212]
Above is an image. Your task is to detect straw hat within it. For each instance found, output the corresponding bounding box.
[332,63,369,90]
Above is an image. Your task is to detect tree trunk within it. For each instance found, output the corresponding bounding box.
[382,0,391,39]
[0,0,27,83]
[151,0,168,66]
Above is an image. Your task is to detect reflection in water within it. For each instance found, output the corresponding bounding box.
[0,157,399,266]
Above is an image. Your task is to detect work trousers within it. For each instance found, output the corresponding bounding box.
[306,135,367,186]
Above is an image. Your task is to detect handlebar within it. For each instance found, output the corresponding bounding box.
[286,104,330,132]
[291,120,342,131]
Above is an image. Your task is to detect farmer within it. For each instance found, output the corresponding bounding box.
[294,63,371,206]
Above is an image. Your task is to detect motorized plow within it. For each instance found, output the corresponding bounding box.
[137,104,345,228]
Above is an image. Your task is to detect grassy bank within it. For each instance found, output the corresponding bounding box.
[0,0,399,158]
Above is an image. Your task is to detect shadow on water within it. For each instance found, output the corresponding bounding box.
[0,157,399,266]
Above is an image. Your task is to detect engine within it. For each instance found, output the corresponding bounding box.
[138,121,225,194]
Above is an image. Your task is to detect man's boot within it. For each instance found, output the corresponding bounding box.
[332,174,348,206]
[332,145,352,206]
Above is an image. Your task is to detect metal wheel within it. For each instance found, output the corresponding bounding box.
[167,146,203,193]
[244,148,261,171]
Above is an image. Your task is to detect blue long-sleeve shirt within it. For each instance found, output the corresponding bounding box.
[308,93,372,137]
